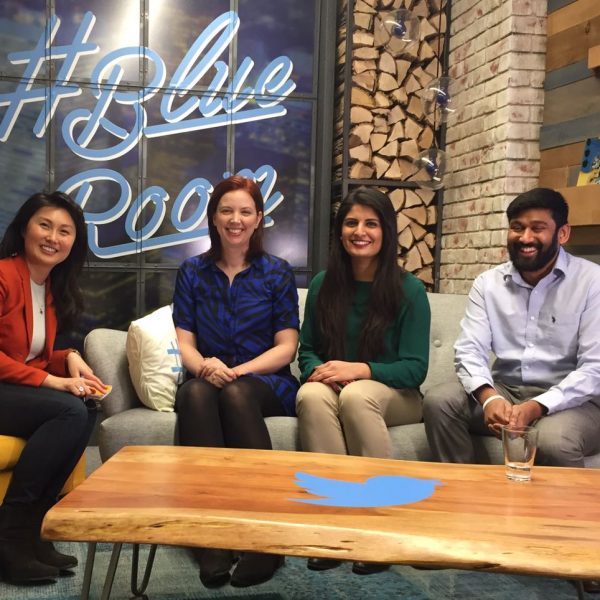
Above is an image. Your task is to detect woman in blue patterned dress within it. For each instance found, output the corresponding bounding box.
[173,175,299,588]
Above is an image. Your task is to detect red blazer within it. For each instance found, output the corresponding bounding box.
[0,255,70,386]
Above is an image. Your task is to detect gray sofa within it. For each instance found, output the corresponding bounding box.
[86,290,512,464]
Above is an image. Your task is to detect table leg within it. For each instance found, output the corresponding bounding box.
[131,544,158,597]
[81,542,96,600]
[574,580,587,600]
[100,543,123,600]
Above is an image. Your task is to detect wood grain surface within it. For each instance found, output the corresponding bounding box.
[589,44,600,69]
[543,76,600,126]
[540,141,585,171]
[547,0,600,37]
[538,166,569,188]
[559,184,600,225]
[42,446,600,580]
[546,13,600,72]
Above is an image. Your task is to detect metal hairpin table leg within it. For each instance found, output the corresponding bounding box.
[131,544,158,597]
[100,543,123,600]
[574,580,586,600]
[80,542,96,600]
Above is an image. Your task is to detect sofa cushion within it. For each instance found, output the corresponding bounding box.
[126,306,183,412]
[265,416,300,451]
[98,408,179,462]
[422,293,468,393]
[99,412,298,462]
[85,328,140,417]
[0,435,25,470]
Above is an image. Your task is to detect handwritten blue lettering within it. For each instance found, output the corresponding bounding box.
[1,10,296,156]
[59,165,282,258]
[1,10,294,258]
[0,13,97,141]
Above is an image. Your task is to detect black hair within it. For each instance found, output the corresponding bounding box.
[316,187,406,361]
[0,191,87,331]
[506,188,569,228]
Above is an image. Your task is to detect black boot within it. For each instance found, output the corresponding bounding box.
[230,552,284,587]
[307,557,342,571]
[30,499,77,571]
[193,548,237,588]
[33,539,78,571]
[0,504,59,584]
[352,561,390,575]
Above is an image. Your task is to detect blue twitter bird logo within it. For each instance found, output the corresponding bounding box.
[291,472,441,508]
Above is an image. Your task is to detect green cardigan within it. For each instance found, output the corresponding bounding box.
[298,270,431,388]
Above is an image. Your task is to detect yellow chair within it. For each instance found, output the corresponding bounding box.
[0,435,86,503]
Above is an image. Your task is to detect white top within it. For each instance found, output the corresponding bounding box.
[27,279,46,362]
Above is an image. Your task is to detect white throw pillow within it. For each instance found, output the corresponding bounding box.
[126,305,183,412]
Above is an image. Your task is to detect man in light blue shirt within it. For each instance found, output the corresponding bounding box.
[423,188,600,466]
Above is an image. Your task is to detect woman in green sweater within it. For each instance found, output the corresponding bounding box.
[296,187,431,574]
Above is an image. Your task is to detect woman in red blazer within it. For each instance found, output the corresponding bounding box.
[0,191,106,585]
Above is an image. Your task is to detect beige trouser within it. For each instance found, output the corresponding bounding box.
[296,380,422,458]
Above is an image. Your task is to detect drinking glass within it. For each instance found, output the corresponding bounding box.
[502,426,538,482]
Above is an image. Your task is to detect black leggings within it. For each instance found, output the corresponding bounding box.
[175,376,285,449]
[0,383,97,506]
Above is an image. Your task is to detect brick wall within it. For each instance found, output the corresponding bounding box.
[439,0,547,293]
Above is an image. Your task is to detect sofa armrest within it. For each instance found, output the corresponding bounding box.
[84,328,141,417]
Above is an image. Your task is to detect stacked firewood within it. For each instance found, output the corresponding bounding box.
[333,0,447,287]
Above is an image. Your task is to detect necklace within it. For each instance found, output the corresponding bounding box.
[30,279,45,316]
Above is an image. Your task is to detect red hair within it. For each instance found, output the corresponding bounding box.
[205,176,264,261]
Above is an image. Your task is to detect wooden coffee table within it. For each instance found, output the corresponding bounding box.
[42,446,600,599]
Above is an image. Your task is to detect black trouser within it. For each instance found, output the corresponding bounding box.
[0,383,96,506]
[175,375,285,449]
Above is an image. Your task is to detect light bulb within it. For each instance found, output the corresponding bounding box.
[376,9,420,51]
[420,77,457,125]
[412,149,447,190]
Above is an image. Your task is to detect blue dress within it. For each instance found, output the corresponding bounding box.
[172,252,300,416]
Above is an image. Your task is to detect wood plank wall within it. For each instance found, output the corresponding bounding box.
[540,0,600,245]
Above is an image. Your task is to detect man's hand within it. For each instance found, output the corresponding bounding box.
[482,397,512,437]
[507,400,545,428]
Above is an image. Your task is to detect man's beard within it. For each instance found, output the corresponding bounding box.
[508,231,559,273]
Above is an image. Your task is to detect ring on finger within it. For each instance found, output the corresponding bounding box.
[78,386,84,393]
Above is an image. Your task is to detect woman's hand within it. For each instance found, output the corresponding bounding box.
[198,356,232,378]
[43,373,105,397]
[308,360,371,384]
[66,351,106,389]
[205,366,238,388]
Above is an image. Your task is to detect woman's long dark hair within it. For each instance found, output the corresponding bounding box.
[0,191,88,331]
[205,176,264,262]
[316,187,406,361]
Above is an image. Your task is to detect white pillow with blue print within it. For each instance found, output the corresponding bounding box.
[126,305,183,412]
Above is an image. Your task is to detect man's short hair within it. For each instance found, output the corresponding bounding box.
[506,188,569,229]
